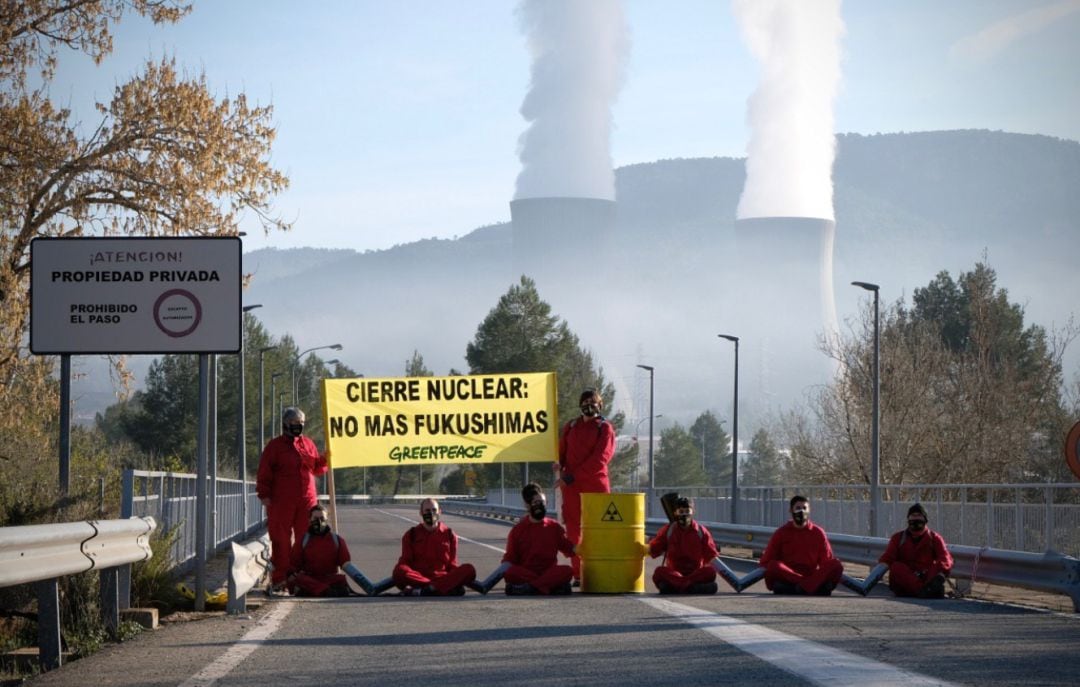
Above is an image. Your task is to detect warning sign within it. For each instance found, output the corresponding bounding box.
[1065,420,1080,480]
[601,501,624,522]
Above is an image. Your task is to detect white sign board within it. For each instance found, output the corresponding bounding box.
[30,237,242,354]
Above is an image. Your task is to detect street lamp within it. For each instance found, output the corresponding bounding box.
[258,345,278,450]
[852,281,881,537]
[718,334,739,523]
[298,359,340,404]
[636,364,655,516]
[633,414,662,490]
[292,344,343,402]
[238,304,262,531]
[269,372,283,439]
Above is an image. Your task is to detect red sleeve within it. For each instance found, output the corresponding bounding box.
[880,532,901,565]
[759,526,783,567]
[337,536,352,568]
[648,524,669,559]
[313,450,329,477]
[556,523,575,558]
[702,526,719,560]
[256,441,276,500]
[448,529,460,566]
[558,423,570,469]
[502,524,520,564]
[397,529,415,567]
[819,528,836,562]
[933,531,953,572]
[289,538,304,574]
[580,421,615,479]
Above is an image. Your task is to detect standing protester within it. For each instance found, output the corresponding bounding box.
[879,503,954,598]
[555,388,615,583]
[760,495,844,595]
[501,483,576,595]
[257,407,328,595]
[392,498,478,596]
[287,505,352,597]
[647,496,719,594]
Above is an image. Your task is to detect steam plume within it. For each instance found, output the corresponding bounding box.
[733,0,845,220]
[514,0,629,200]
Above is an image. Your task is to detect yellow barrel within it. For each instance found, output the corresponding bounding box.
[579,492,645,593]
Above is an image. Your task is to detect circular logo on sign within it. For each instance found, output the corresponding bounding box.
[1065,420,1080,480]
[153,289,202,338]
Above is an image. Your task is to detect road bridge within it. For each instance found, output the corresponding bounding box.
[25,504,1080,686]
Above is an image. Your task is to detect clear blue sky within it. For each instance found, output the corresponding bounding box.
[48,0,1080,253]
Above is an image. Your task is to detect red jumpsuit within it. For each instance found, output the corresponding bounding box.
[760,521,844,593]
[879,528,953,597]
[288,531,351,597]
[648,521,719,593]
[256,434,328,585]
[392,522,477,595]
[558,416,615,579]
[502,517,575,594]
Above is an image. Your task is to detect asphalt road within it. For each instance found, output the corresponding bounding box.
[26,504,1080,686]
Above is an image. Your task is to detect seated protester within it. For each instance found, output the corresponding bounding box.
[392,498,478,596]
[646,496,719,594]
[880,503,953,598]
[502,482,576,595]
[287,504,352,597]
[760,495,844,595]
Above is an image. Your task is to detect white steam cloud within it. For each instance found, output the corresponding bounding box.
[514,0,629,201]
[733,0,845,220]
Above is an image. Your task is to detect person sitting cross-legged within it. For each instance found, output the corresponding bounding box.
[647,496,719,594]
[501,483,576,595]
[392,498,478,596]
[880,503,953,598]
[287,504,352,597]
[760,495,844,596]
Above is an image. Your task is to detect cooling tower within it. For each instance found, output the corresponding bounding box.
[510,197,616,296]
[733,216,839,410]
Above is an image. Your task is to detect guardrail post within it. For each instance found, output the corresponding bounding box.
[1015,488,1023,551]
[100,567,119,638]
[121,470,134,519]
[34,579,62,670]
[226,545,245,615]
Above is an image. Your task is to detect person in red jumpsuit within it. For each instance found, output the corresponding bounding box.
[647,496,719,594]
[555,388,615,582]
[502,483,576,595]
[257,407,328,594]
[287,505,352,597]
[392,498,478,596]
[879,503,953,598]
[760,495,844,595]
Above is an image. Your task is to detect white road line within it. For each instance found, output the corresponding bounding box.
[376,507,509,554]
[638,597,957,687]
[177,600,295,687]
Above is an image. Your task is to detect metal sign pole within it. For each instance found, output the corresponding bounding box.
[195,354,209,611]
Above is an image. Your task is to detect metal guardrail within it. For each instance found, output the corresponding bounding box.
[0,516,156,670]
[444,500,1080,612]
[226,534,270,614]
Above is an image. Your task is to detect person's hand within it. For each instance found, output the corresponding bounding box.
[638,542,652,558]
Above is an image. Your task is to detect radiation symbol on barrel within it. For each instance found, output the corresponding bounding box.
[1065,420,1080,480]
[601,501,623,522]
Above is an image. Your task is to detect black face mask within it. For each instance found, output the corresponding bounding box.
[530,504,547,520]
[422,512,437,526]
[792,510,808,525]
[580,402,600,417]
[676,514,692,527]
[908,520,927,532]
[309,520,329,535]
[286,423,304,437]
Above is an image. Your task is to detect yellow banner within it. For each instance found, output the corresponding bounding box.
[322,372,558,468]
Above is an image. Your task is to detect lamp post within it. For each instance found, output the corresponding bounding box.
[852,281,881,537]
[718,334,739,523]
[269,372,283,439]
[298,359,339,405]
[238,305,261,532]
[633,414,662,490]
[292,344,343,403]
[636,364,655,516]
[258,345,278,451]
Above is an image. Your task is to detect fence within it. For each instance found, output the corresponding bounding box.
[121,470,266,573]
[638,483,1080,558]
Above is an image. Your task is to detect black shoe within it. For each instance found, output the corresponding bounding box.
[449,585,466,596]
[814,581,837,596]
[571,579,581,588]
[656,581,676,595]
[552,581,573,595]
[920,573,947,599]
[771,581,803,595]
[689,582,719,595]
[327,583,351,597]
[505,583,535,596]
